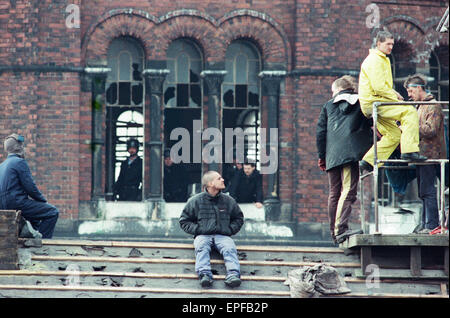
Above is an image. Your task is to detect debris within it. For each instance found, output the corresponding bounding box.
[132,267,145,273]
[135,281,145,287]
[129,248,143,258]
[284,264,351,298]
[92,265,107,272]
[109,277,123,287]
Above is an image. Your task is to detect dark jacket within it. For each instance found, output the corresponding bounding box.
[179,191,244,237]
[0,154,47,209]
[164,163,188,202]
[316,90,373,171]
[229,169,263,203]
[114,156,142,201]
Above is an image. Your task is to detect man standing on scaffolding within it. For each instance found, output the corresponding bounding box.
[358,30,427,173]
[404,74,447,234]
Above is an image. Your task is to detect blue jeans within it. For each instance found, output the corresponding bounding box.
[194,234,240,279]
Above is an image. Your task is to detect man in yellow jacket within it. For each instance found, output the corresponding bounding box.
[359,30,426,172]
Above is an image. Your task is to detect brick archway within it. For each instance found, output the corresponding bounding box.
[376,16,448,65]
[82,8,291,69]
[82,10,158,65]
[219,10,290,69]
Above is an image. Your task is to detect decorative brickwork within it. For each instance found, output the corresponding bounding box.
[0,1,447,234]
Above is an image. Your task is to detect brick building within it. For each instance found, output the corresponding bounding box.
[0,0,448,240]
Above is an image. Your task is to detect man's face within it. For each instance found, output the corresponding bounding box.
[243,164,255,176]
[128,147,137,156]
[406,86,424,102]
[208,172,225,190]
[164,157,173,166]
[377,38,394,55]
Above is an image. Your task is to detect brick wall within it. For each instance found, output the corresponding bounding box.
[0,0,448,228]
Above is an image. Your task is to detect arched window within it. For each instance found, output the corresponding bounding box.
[222,40,261,168]
[114,110,144,180]
[389,40,415,99]
[164,39,202,108]
[223,40,260,108]
[105,37,145,201]
[430,48,449,102]
[163,39,203,201]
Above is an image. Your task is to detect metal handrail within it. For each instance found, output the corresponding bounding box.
[361,100,449,234]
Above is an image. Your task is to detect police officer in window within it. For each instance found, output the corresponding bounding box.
[113,138,142,201]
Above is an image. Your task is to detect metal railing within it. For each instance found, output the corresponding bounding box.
[360,101,449,234]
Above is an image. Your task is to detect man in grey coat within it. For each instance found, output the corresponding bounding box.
[0,134,59,238]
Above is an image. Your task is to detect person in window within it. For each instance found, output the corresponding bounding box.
[163,148,188,202]
[358,30,426,174]
[113,139,142,201]
[0,134,59,238]
[229,161,263,208]
[404,74,447,234]
[316,76,372,244]
[223,149,243,193]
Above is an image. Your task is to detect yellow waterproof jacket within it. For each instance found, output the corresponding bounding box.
[358,49,399,116]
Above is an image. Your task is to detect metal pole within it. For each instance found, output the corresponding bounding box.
[373,102,380,233]
[360,175,365,233]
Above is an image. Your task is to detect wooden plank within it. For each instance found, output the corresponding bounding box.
[0,270,286,282]
[41,239,344,254]
[1,270,446,286]
[30,255,361,268]
[346,234,448,248]
[410,247,422,276]
[0,284,291,297]
[361,246,372,275]
[354,269,448,280]
[0,284,446,298]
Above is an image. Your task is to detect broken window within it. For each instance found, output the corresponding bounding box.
[164,39,203,201]
[105,37,145,201]
[164,39,202,108]
[222,40,261,169]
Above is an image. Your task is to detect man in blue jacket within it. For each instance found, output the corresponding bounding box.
[0,134,59,238]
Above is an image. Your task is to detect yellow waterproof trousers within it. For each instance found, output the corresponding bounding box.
[362,104,420,166]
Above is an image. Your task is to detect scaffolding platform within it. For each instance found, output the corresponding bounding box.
[340,233,449,279]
